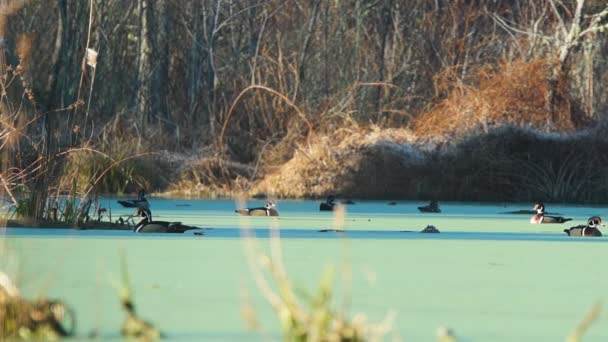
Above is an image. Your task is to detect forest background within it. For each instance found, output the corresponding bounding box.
[2,0,608,221]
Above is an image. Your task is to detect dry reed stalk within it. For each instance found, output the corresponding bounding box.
[566,302,601,342]
[116,253,161,342]
[240,198,395,341]
[219,84,314,153]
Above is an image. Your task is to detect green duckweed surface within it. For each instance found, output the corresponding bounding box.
[2,199,608,341]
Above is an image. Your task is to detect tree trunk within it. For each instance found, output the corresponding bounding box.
[297,0,321,84]
[45,0,66,112]
[137,0,154,129]
[205,0,222,139]
[154,0,170,126]
[375,0,393,121]
[189,0,202,141]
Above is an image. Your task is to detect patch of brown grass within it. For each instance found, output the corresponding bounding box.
[414,59,589,137]
[161,155,256,198]
[251,125,419,198]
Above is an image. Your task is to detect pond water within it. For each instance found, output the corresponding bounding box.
[2,198,608,341]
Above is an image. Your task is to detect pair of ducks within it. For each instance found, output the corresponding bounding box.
[530,202,603,237]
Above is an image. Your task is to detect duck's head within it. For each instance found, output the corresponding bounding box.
[265,200,276,209]
[327,195,336,204]
[533,202,545,214]
[587,216,603,228]
[138,189,147,200]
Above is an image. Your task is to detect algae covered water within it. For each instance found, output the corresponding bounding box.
[3,199,608,341]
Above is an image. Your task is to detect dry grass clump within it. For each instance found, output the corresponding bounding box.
[251,125,421,198]
[162,156,256,198]
[62,115,171,195]
[414,59,590,137]
[249,122,608,202]
[442,124,608,203]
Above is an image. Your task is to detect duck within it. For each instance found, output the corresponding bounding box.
[235,200,279,216]
[319,195,337,211]
[133,208,200,233]
[529,202,571,224]
[418,200,441,213]
[117,189,149,209]
[564,216,603,237]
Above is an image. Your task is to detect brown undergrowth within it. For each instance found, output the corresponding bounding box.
[414,59,590,137]
[244,123,608,202]
[250,125,422,198]
[160,58,604,202]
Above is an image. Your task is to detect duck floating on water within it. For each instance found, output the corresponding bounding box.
[320,195,337,211]
[235,200,279,216]
[564,216,603,237]
[529,202,571,224]
[118,189,149,209]
[133,208,200,233]
[418,200,441,213]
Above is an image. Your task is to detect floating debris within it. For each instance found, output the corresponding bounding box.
[402,225,441,233]
[420,225,440,233]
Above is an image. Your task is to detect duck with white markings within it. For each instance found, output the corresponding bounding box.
[133,208,201,233]
[529,202,572,224]
[117,189,149,209]
[564,216,603,237]
[235,200,279,216]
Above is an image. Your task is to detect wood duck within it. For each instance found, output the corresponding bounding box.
[235,200,279,216]
[118,189,149,209]
[133,208,200,233]
[319,195,337,211]
[564,216,603,237]
[418,200,441,213]
[530,202,571,224]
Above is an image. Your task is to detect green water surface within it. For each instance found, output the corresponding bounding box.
[2,199,608,341]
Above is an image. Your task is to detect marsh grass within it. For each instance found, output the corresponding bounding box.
[62,116,169,195]
[242,123,608,203]
[163,156,256,198]
[240,198,396,341]
[0,271,75,340]
[115,252,161,342]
